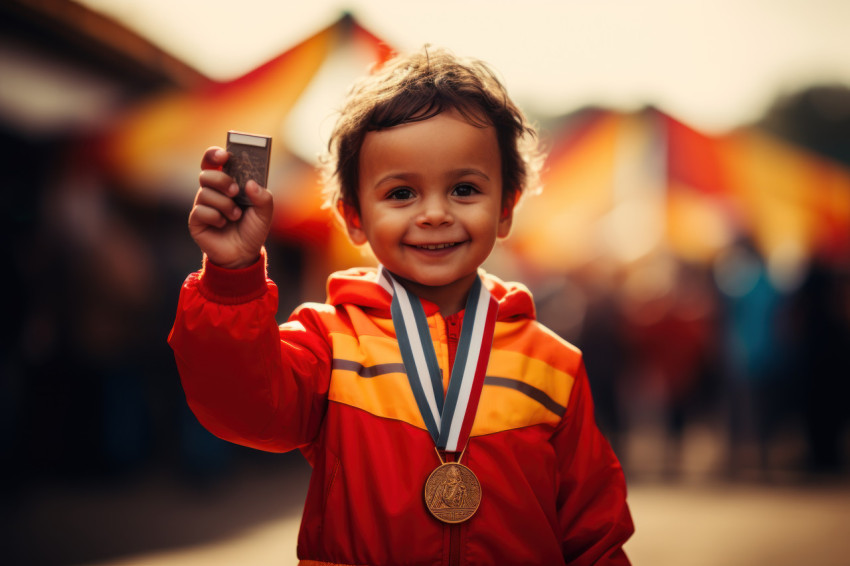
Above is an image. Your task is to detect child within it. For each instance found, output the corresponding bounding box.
[169,48,633,565]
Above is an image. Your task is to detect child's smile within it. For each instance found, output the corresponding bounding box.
[343,108,513,314]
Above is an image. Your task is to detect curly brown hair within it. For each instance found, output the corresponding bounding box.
[321,47,543,218]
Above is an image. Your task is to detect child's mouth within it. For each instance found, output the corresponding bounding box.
[415,242,459,250]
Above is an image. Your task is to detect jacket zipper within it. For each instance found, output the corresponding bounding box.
[449,522,462,566]
[443,312,464,565]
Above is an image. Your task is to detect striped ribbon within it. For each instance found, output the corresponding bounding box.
[381,267,498,452]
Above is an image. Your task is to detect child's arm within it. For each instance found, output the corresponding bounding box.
[189,146,274,269]
[168,148,332,452]
[553,362,634,565]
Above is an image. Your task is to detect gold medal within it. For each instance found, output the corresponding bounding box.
[424,450,482,524]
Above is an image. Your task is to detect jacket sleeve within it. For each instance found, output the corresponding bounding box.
[167,252,332,453]
[553,359,634,565]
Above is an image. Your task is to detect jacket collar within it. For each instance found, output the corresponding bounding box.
[325,266,536,322]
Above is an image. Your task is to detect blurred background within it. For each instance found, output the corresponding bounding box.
[2,0,849,564]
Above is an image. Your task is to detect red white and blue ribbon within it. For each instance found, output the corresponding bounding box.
[381,267,498,452]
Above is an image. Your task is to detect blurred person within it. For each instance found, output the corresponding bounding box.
[16,150,164,477]
[168,48,633,565]
[620,254,716,478]
[714,238,797,477]
[795,258,850,475]
[572,259,629,463]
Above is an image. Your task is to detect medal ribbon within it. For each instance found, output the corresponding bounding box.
[382,267,498,452]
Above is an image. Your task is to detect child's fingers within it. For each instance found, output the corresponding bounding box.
[189,203,229,231]
[201,146,228,170]
[194,186,243,222]
[200,169,238,197]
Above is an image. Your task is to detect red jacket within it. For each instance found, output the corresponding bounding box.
[168,255,633,565]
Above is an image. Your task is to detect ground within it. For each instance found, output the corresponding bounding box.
[5,449,849,566]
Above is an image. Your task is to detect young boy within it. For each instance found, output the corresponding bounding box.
[169,48,633,565]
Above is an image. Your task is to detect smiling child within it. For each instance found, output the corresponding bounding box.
[169,47,633,565]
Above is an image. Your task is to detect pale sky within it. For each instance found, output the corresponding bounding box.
[77,0,850,132]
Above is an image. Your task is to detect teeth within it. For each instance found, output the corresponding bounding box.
[418,243,455,250]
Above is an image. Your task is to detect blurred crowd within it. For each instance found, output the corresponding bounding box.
[533,239,850,480]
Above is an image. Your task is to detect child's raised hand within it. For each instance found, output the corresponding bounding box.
[189,147,274,269]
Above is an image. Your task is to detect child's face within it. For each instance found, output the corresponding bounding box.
[343,108,512,309]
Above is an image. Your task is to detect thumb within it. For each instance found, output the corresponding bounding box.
[243,180,274,225]
[244,180,273,210]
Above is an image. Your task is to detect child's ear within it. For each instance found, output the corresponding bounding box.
[497,194,516,238]
[339,200,368,246]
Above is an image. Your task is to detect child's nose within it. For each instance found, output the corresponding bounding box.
[417,196,453,226]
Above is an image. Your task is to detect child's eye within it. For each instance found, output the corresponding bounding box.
[387,187,414,200]
[452,183,478,197]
